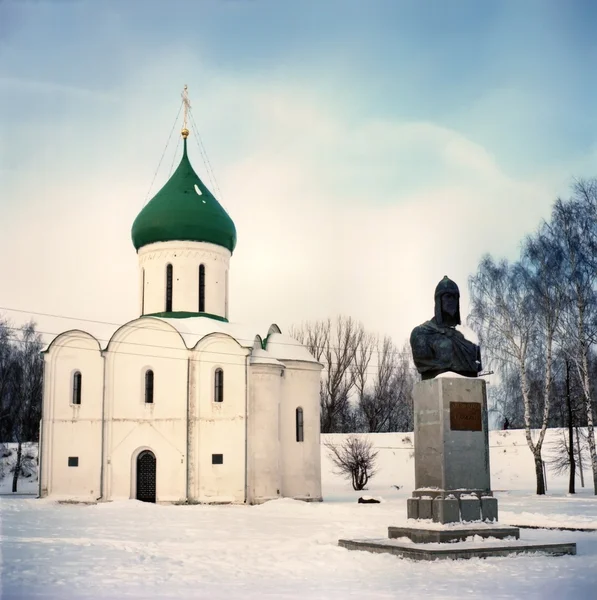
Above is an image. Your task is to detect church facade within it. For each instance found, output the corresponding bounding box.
[39,129,323,504]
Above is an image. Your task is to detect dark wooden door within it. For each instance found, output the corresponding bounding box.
[136,450,156,503]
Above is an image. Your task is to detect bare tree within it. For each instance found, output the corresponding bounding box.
[8,322,43,493]
[387,346,416,432]
[549,183,597,494]
[472,179,597,495]
[353,331,375,407]
[357,337,414,433]
[469,254,554,494]
[324,435,378,491]
[288,318,329,363]
[292,317,414,433]
[358,335,394,433]
[548,429,585,482]
[291,316,364,432]
[522,225,565,492]
[0,319,15,442]
[324,316,365,432]
[487,372,526,430]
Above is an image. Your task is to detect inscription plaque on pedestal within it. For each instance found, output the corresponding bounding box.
[450,401,482,431]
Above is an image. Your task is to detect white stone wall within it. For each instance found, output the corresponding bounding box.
[190,333,250,503]
[40,318,323,505]
[138,241,231,319]
[279,362,323,501]
[103,319,189,502]
[247,362,283,504]
[40,332,104,501]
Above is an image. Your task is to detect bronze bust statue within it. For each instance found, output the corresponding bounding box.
[410,276,482,380]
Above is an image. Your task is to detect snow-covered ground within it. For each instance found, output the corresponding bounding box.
[1,430,597,599]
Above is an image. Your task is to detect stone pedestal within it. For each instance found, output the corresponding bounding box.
[338,373,577,561]
[408,376,493,523]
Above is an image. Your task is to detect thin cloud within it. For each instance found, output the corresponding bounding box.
[0,76,117,101]
[0,64,589,349]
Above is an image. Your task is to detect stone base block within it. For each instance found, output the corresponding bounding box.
[406,498,419,520]
[432,497,460,524]
[408,493,497,523]
[412,489,491,500]
[338,538,576,561]
[460,496,481,521]
[388,524,520,544]
[418,497,433,520]
[481,496,498,521]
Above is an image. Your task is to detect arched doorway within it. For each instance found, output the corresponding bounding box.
[136,450,156,503]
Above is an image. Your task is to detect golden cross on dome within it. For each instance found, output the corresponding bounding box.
[181,84,190,139]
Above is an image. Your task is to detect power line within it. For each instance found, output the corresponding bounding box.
[142,100,183,207]
[1,310,421,376]
[0,306,416,358]
[4,323,261,362]
[6,332,258,368]
[189,108,222,200]
[2,324,419,376]
[1,306,127,328]
[168,134,182,178]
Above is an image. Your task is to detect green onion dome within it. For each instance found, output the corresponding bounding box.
[131,138,237,253]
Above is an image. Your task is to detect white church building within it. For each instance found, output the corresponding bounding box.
[39,121,323,505]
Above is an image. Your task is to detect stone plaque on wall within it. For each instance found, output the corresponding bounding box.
[450,402,482,431]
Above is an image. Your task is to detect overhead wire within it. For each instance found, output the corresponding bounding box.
[189,108,222,200]
[168,134,182,178]
[2,323,419,375]
[0,305,416,360]
[142,100,183,207]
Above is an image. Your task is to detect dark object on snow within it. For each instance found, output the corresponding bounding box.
[358,497,381,504]
[410,276,482,380]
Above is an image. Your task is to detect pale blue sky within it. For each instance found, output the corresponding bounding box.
[1,0,596,345]
[2,0,596,173]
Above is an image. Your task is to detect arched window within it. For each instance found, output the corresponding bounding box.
[214,368,224,403]
[165,264,173,312]
[199,264,205,312]
[296,407,304,442]
[145,370,154,404]
[72,371,82,405]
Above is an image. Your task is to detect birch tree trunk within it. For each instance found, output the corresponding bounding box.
[11,441,22,493]
[520,356,546,494]
[566,360,576,494]
[578,330,597,494]
[576,427,585,487]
